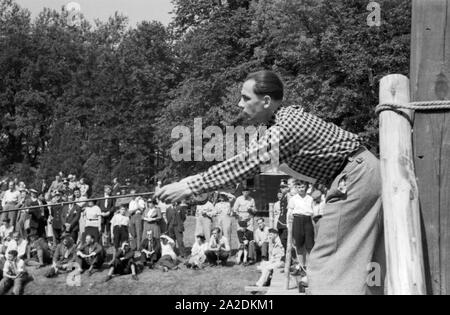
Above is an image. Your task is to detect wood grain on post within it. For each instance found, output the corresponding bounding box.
[379,74,426,295]
[268,203,274,228]
[284,213,294,290]
[411,0,450,295]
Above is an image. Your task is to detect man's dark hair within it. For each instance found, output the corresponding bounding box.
[269,228,279,235]
[245,70,284,101]
[212,227,222,234]
[8,250,18,257]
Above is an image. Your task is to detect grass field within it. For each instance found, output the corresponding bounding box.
[23,216,261,295]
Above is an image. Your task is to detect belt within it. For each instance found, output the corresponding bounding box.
[293,213,312,217]
[326,146,367,188]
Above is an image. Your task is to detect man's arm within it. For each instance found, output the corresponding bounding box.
[156,125,297,202]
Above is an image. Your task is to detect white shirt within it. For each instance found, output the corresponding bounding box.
[208,236,230,252]
[161,237,177,260]
[288,194,314,216]
[3,258,25,277]
[6,239,28,258]
[0,225,14,240]
[129,198,145,214]
[111,213,130,227]
[196,202,215,218]
[233,196,255,221]
[254,226,270,245]
[84,205,102,228]
[191,242,208,257]
[75,196,87,208]
[215,202,231,217]
[158,201,170,214]
[2,190,20,207]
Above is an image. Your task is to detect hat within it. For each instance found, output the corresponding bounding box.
[238,220,248,228]
[279,182,289,189]
[195,234,206,241]
[29,188,38,195]
[269,228,279,234]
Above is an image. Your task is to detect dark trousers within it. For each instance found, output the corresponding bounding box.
[205,250,229,265]
[113,225,129,249]
[139,252,160,266]
[292,214,315,253]
[249,242,269,261]
[53,227,63,244]
[0,274,27,295]
[168,226,185,256]
[112,258,135,275]
[76,255,104,270]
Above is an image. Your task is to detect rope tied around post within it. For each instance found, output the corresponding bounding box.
[376,100,450,115]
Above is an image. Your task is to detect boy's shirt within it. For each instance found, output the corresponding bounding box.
[3,258,25,277]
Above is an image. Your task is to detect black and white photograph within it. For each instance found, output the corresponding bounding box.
[0,0,449,299]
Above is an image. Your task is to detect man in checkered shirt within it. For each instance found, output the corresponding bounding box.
[157,71,384,295]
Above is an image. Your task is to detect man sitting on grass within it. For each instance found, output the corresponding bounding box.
[26,234,52,268]
[0,250,29,295]
[75,234,104,276]
[139,230,161,269]
[105,242,138,282]
[255,229,285,287]
[155,235,179,272]
[45,235,77,278]
[205,227,230,267]
[185,234,208,270]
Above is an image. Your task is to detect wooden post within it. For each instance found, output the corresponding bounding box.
[284,213,293,290]
[379,74,426,295]
[411,0,450,295]
[268,203,274,228]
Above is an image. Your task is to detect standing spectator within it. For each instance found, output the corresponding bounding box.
[166,202,186,257]
[273,191,283,228]
[128,190,145,250]
[186,234,208,270]
[205,227,230,267]
[99,185,115,246]
[252,218,270,262]
[25,189,43,238]
[49,192,64,244]
[0,250,28,295]
[288,180,315,271]
[39,179,48,196]
[105,242,138,282]
[68,175,79,191]
[73,188,87,208]
[83,200,104,244]
[155,235,179,272]
[64,195,82,242]
[75,234,104,276]
[255,229,285,287]
[236,221,254,266]
[47,175,63,199]
[195,193,215,242]
[233,188,256,231]
[139,230,161,269]
[311,189,325,239]
[1,181,20,227]
[15,189,29,239]
[110,206,130,251]
[157,199,169,234]
[111,178,121,196]
[142,199,162,242]
[214,192,235,247]
[78,178,89,198]
[277,182,290,253]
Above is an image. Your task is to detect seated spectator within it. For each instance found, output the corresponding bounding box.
[255,229,285,287]
[139,230,161,269]
[111,206,130,250]
[236,221,254,266]
[205,227,230,267]
[185,234,208,270]
[75,234,104,276]
[0,219,13,246]
[155,235,179,272]
[0,250,29,295]
[252,218,270,262]
[26,234,52,268]
[105,242,138,282]
[4,232,28,260]
[45,235,77,278]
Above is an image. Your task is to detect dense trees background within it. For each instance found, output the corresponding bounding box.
[0,0,411,194]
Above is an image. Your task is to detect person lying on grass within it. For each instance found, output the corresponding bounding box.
[105,242,138,282]
[185,233,208,270]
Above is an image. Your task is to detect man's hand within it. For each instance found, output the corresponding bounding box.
[155,176,199,203]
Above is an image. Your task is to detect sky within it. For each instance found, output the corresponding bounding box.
[15,0,174,26]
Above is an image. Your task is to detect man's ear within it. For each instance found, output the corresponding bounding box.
[263,96,272,109]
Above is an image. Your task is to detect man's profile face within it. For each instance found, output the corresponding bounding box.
[242,190,250,198]
[269,232,277,241]
[86,235,93,244]
[258,220,265,229]
[238,79,266,120]
[8,182,14,191]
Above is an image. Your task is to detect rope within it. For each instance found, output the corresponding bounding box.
[375,100,450,115]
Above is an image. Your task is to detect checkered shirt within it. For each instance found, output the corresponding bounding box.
[187,106,362,195]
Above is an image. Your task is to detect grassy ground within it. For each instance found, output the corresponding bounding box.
[24,216,261,295]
